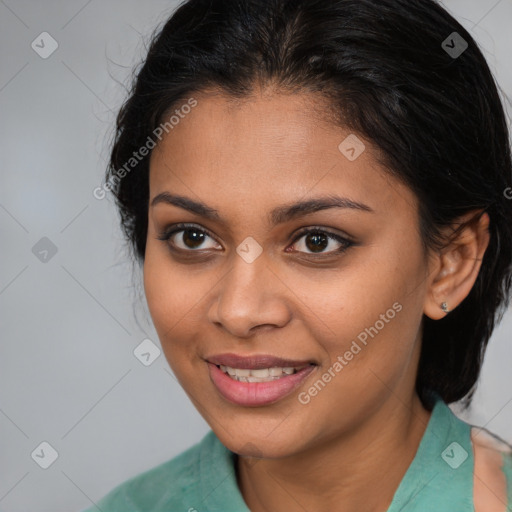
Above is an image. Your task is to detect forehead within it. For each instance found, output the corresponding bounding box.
[152,88,339,166]
[148,89,415,217]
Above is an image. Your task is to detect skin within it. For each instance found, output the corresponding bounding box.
[144,85,490,512]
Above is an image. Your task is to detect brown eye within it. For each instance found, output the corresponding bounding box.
[291,228,353,256]
[179,228,206,249]
[157,223,220,251]
[304,232,329,253]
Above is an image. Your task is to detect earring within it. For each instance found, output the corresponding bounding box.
[441,302,449,313]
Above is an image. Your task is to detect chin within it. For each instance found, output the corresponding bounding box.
[215,424,305,460]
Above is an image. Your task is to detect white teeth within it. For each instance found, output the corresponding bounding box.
[251,368,270,378]
[219,365,309,382]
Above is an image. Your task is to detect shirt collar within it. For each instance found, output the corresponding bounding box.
[199,393,473,511]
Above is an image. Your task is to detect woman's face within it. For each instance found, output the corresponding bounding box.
[144,89,432,457]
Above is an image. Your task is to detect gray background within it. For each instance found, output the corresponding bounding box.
[0,1,511,511]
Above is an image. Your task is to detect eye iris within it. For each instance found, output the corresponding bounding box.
[183,228,205,249]
[305,232,328,253]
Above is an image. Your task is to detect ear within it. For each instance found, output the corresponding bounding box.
[424,210,490,320]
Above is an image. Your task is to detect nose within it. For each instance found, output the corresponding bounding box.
[207,248,292,338]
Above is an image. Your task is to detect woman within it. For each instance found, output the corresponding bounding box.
[84,0,512,510]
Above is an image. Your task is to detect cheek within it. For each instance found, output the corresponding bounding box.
[143,242,218,367]
[315,240,425,376]
[143,258,194,384]
[143,244,192,340]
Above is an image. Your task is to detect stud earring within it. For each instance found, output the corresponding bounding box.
[441,302,449,313]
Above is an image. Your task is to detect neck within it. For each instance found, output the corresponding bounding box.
[237,392,432,512]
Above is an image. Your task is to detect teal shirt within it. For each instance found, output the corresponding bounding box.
[83,397,512,511]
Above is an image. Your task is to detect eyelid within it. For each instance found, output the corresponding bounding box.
[291,225,355,243]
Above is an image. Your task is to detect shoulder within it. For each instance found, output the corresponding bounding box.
[82,430,217,512]
[469,425,512,510]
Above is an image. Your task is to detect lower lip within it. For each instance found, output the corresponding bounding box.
[207,362,317,407]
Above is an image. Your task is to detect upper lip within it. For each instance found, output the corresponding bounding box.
[206,353,316,369]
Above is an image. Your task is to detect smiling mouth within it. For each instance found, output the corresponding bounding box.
[207,360,318,407]
[215,364,313,382]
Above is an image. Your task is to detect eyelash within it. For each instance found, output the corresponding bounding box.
[156,222,354,258]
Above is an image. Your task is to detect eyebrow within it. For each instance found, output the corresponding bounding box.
[150,192,374,226]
